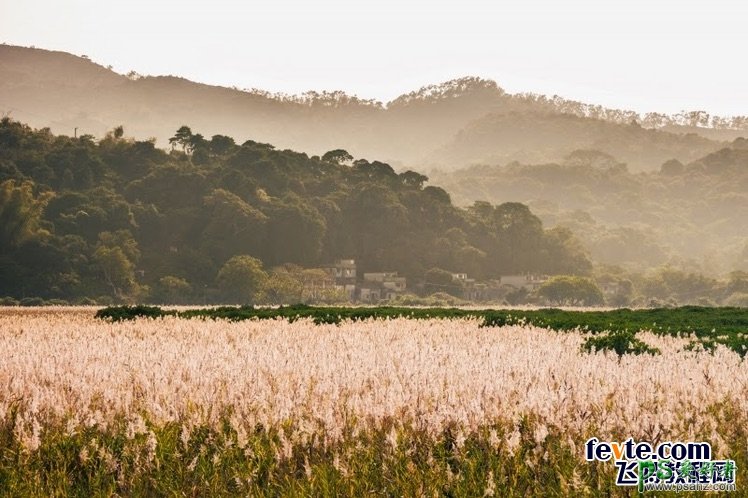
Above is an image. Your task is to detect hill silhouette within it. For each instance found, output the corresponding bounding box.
[3,44,747,171]
[431,140,748,275]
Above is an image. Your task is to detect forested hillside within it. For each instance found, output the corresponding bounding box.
[2,45,745,171]
[0,118,590,303]
[429,112,723,170]
[431,143,748,275]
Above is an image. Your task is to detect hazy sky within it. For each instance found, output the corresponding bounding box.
[2,0,747,115]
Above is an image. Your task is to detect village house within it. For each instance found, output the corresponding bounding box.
[500,274,548,291]
[327,259,357,281]
[323,259,358,301]
[360,272,407,303]
[451,272,480,300]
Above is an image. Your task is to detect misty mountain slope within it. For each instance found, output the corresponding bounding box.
[0,46,129,132]
[0,49,527,164]
[660,125,747,142]
[428,111,726,171]
[1,46,491,163]
[0,46,377,157]
[0,44,126,90]
[430,143,748,273]
[0,44,744,172]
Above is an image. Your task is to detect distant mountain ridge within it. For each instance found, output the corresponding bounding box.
[428,111,724,169]
[1,44,746,170]
[430,139,748,274]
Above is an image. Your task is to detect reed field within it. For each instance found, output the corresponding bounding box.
[0,307,746,496]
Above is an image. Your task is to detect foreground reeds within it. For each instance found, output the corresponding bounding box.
[0,310,746,496]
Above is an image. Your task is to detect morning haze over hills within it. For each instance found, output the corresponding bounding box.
[2,44,747,172]
[1,43,747,306]
[5,0,748,489]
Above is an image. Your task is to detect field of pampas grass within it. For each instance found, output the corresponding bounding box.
[0,308,746,496]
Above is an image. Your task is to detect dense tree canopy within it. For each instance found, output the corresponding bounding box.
[536,276,604,306]
[0,118,592,303]
[432,145,748,276]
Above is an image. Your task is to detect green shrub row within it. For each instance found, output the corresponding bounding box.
[95,305,748,357]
